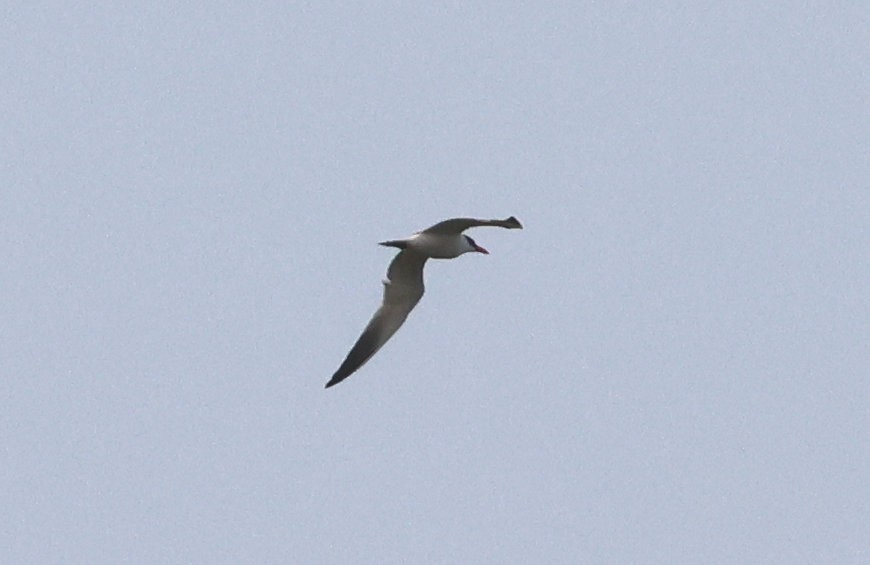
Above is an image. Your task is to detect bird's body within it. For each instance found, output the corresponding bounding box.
[325,216,522,388]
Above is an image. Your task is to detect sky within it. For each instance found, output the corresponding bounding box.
[1,2,868,563]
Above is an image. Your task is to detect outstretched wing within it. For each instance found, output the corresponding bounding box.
[421,216,523,235]
[325,250,428,388]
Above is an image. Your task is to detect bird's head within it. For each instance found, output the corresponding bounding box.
[463,235,489,255]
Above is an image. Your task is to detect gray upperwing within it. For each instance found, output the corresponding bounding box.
[325,306,392,388]
[325,250,427,388]
[421,216,523,235]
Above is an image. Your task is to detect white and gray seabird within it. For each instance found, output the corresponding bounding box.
[326,216,523,388]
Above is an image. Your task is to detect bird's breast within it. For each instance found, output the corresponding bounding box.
[407,233,463,259]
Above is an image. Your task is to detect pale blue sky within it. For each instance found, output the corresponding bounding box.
[2,3,868,563]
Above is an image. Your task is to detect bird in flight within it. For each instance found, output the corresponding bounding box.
[326,216,523,388]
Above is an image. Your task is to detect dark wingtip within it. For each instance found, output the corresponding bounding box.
[504,216,523,229]
[325,369,350,389]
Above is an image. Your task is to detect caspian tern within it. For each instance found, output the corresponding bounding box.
[325,216,523,388]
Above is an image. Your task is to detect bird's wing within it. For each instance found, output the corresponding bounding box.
[325,250,427,388]
[420,216,523,235]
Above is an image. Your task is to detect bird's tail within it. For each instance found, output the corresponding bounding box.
[378,239,408,249]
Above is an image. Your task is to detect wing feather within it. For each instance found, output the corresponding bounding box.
[325,251,427,388]
[421,216,522,235]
